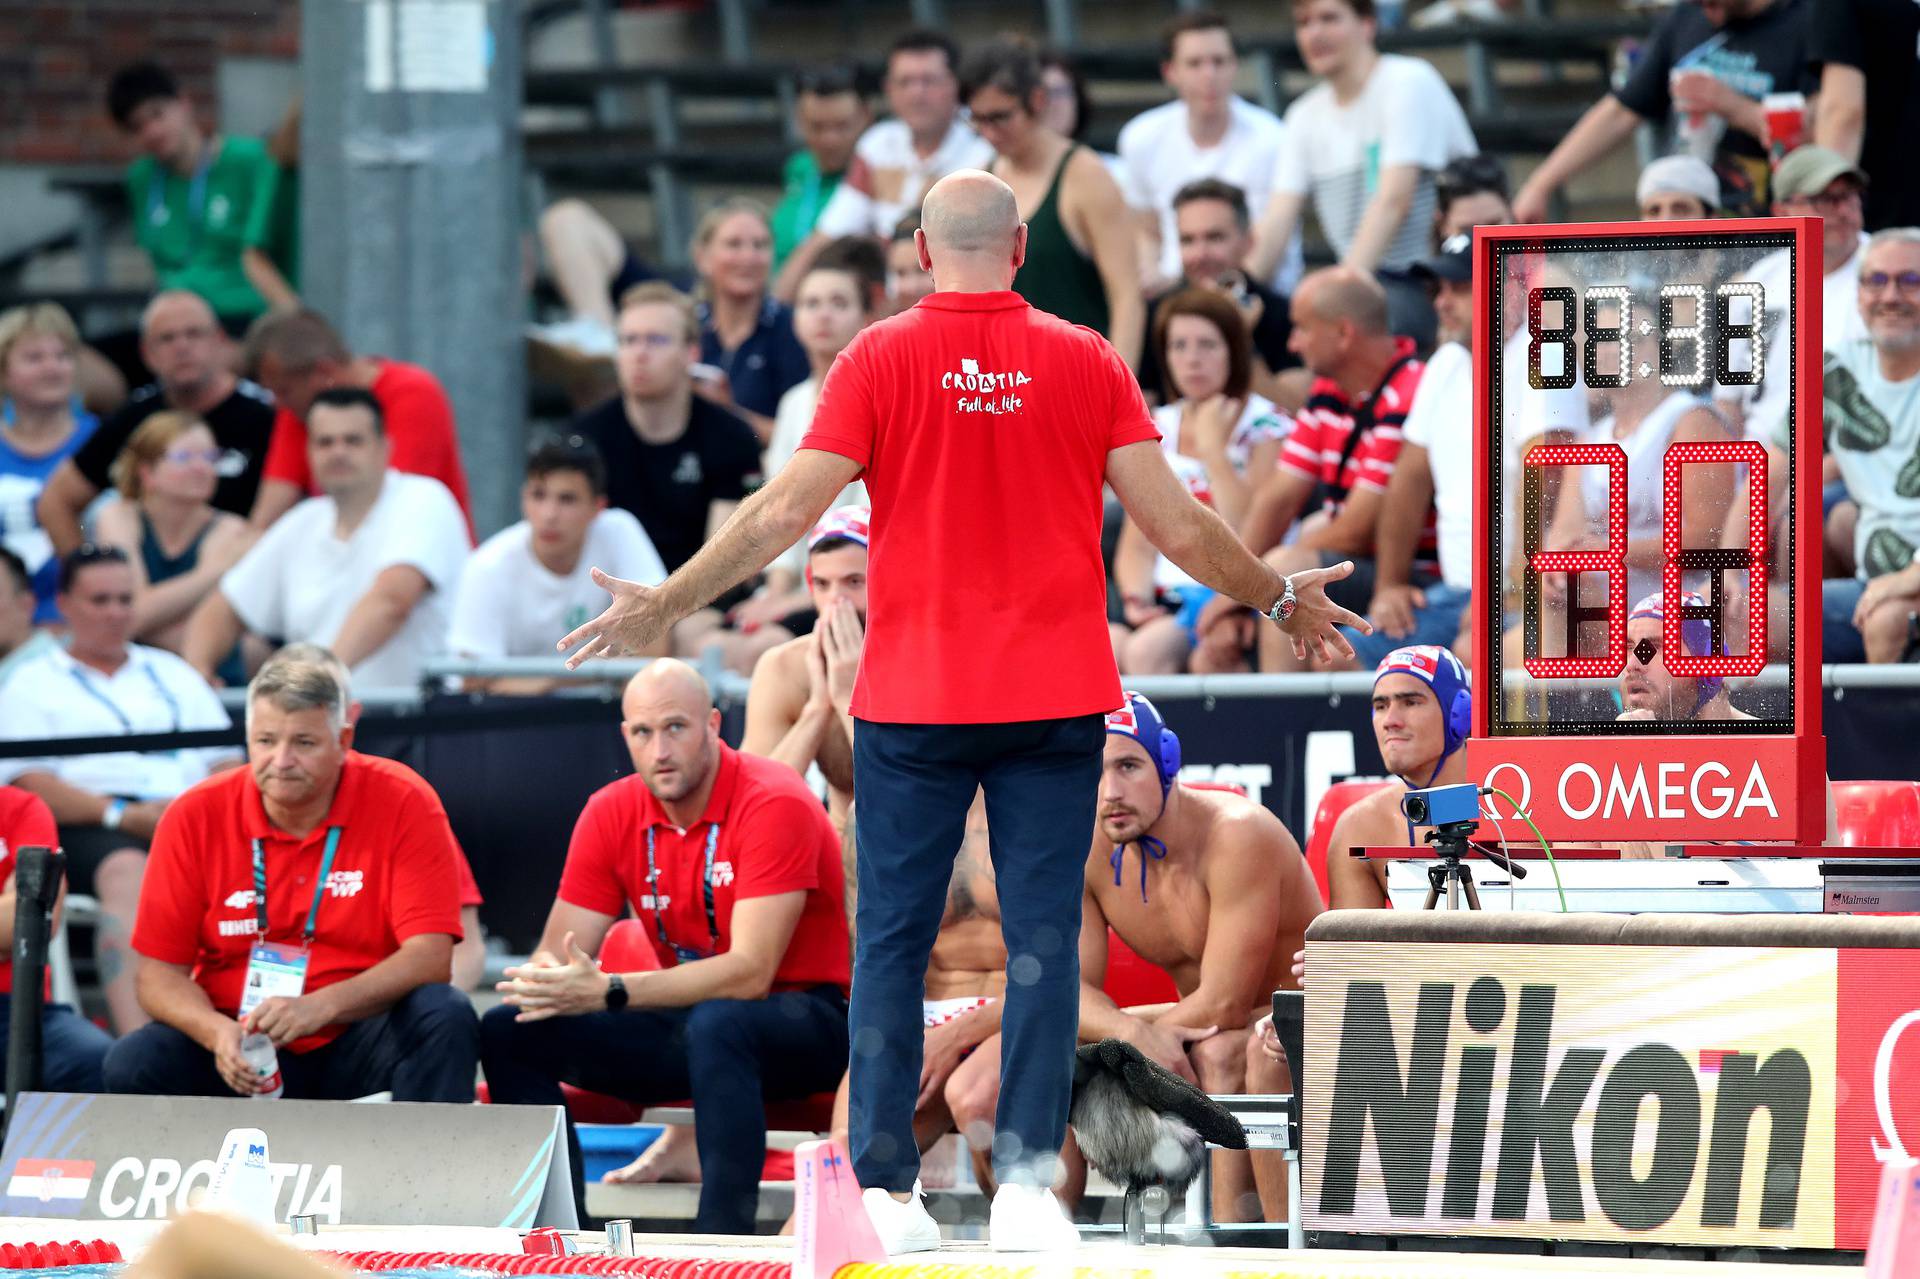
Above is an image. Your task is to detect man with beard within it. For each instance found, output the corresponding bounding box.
[1618,592,1754,721]
[481,660,850,1235]
[943,691,1318,1223]
[741,508,867,826]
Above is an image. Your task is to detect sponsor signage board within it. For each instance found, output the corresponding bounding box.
[1304,941,1920,1249]
[0,1094,574,1228]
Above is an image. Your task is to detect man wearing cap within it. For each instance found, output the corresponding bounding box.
[1618,591,1754,722]
[1325,645,1474,910]
[942,691,1316,1222]
[1637,155,1722,221]
[553,170,1364,1252]
[741,507,868,827]
[483,660,850,1235]
[1337,236,1587,666]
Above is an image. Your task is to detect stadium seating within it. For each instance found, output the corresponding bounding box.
[1304,780,1394,907]
[1830,780,1920,848]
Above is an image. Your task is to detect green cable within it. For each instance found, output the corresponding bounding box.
[1486,786,1568,913]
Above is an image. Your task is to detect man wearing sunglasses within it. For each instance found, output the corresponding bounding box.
[1793,228,1920,662]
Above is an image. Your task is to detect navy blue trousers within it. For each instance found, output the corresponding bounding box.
[0,997,111,1093]
[479,986,848,1234]
[849,714,1103,1192]
[102,983,479,1102]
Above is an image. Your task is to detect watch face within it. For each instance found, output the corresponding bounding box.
[1483,228,1797,738]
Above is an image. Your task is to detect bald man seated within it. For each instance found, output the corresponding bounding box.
[1194,266,1428,675]
[480,660,852,1236]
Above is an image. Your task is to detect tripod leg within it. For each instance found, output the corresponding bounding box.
[1462,869,1482,911]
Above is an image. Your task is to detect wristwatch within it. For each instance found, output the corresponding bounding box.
[1266,576,1297,626]
[604,972,629,1012]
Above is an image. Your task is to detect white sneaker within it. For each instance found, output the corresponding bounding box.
[861,1181,942,1255]
[988,1183,1081,1252]
[527,315,618,358]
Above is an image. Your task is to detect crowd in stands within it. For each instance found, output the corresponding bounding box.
[3,0,1920,1241]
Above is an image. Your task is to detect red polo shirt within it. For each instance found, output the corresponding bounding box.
[799,290,1159,723]
[558,743,848,992]
[260,359,474,530]
[132,752,464,1053]
[0,786,56,997]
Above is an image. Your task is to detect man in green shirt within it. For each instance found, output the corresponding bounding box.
[107,63,297,327]
[772,67,869,271]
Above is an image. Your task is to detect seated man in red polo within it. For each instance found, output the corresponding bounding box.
[482,658,850,1236]
[102,652,478,1099]
[0,784,114,1092]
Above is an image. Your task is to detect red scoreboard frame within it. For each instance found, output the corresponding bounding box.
[1467,218,1826,845]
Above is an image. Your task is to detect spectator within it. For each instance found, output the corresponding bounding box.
[39,291,279,558]
[741,508,869,825]
[1363,232,1581,670]
[885,213,936,313]
[1118,11,1303,298]
[1721,147,1869,447]
[0,784,113,1092]
[813,234,891,317]
[688,200,811,443]
[91,413,253,681]
[1139,179,1298,405]
[774,68,871,269]
[447,436,667,688]
[1811,0,1920,230]
[482,661,850,1235]
[273,641,490,991]
[780,30,993,293]
[1249,0,1476,347]
[183,387,469,689]
[0,544,238,1033]
[1116,291,1291,674]
[1432,153,1511,244]
[1,303,98,621]
[244,309,472,530]
[105,62,296,330]
[1806,229,1920,662]
[963,40,1143,367]
[0,548,54,688]
[1225,268,1426,672]
[747,266,874,633]
[572,283,763,575]
[1637,154,1721,221]
[1514,0,1814,222]
[103,653,478,1100]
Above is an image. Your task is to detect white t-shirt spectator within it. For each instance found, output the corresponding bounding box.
[1272,55,1476,273]
[1149,395,1290,591]
[221,471,469,689]
[766,378,868,579]
[1406,335,1588,589]
[0,641,232,799]
[814,118,994,240]
[1118,96,1304,293]
[448,509,666,660]
[1797,338,1920,579]
[1718,233,1868,441]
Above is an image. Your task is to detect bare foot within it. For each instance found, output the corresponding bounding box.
[602,1124,703,1184]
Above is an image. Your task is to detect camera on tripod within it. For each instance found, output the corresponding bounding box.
[1399,782,1482,828]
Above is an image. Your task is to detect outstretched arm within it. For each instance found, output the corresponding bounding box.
[560,448,862,666]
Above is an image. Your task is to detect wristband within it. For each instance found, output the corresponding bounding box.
[101,798,127,831]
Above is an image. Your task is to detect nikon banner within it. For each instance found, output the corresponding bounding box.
[1303,942,1920,1250]
[0,1094,575,1229]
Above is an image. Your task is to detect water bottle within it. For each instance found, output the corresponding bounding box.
[240,1032,283,1099]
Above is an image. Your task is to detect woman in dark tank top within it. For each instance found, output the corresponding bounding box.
[90,410,253,683]
[961,39,1145,370]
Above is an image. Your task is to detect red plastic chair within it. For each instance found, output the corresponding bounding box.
[1304,779,1395,907]
[1102,927,1179,1007]
[1830,780,1920,847]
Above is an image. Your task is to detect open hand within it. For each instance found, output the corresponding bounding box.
[558,570,670,669]
[1274,560,1372,663]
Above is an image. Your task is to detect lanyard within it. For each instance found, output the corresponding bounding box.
[67,661,182,735]
[643,824,721,954]
[148,143,215,235]
[251,826,343,944]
